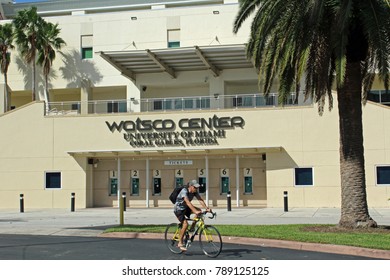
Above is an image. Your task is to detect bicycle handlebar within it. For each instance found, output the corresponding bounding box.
[199,210,216,219]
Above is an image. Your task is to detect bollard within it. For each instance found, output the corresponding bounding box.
[122,192,126,212]
[20,194,24,213]
[71,192,75,212]
[227,191,232,211]
[283,191,288,212]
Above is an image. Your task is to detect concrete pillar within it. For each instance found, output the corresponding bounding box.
[81,79,91,115]
[205,155,209,206]
[209,77,225,109]
[126,82,140,112]
[146,158,150,208]
[236,155,240,207]
[0,83,5,114]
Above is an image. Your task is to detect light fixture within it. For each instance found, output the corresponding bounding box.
[88,158,99,168]
[214,93,219,99]
[131,16,137,20]
[213,11,219,14]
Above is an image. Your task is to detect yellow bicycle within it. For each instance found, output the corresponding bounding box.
[164,211,222,258]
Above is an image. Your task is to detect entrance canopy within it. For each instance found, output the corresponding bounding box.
[68,146,282,159]
[99,44,254,82]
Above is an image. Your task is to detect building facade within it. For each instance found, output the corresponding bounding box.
[0,0,389,209]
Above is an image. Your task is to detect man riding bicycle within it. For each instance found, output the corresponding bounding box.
[174,179,211,251]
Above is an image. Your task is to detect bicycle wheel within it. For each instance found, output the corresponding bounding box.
[164,223,182,254]
[199,225,222,258]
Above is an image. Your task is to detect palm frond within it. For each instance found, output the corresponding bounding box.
[233,0,262,33]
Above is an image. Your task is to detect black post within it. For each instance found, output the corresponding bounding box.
[283,191,288,212]
[227,191,231,211]
[71,192,75,212]
[20,194,24,213]
[122,192,126,212]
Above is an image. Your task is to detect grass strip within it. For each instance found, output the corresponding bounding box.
[104,224,390,251]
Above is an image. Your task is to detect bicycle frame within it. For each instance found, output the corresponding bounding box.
[165,211,222,257]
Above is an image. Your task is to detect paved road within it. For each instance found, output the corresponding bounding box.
[0,207,389,260]
[0,234,375,260]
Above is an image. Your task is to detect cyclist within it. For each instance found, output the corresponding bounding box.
[174,179,211,251]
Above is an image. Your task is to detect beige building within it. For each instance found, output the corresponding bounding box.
[0,0,389,209]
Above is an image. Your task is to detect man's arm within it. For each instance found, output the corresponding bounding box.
[184,196,201,214]
[195,193,210,211]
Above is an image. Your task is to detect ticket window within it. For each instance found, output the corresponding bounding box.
[244,168,253,194]
[131,170,140,196]
[175,169,184,188]
[153,169,161,195]
[220,168,230,194]
[109,170,118,196]
[198,168,206,194]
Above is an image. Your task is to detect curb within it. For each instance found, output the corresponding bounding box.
[100,232,390,260]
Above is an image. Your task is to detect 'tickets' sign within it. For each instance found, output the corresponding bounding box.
[106,114,245,148]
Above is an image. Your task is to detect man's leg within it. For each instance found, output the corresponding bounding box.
[178,219,188,250]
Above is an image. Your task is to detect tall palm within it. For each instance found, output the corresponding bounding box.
[234,0,389,228]
[37,21,66,106]
[0,23,14,112]
[13,6,44,101]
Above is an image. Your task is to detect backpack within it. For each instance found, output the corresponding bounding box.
[169,186,185,204]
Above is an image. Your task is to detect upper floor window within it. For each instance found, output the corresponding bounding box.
[81,35,93,59]
[167,29,180,48]
[107,101,127,113]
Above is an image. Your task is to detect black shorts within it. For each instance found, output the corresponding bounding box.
[174,208,192,223]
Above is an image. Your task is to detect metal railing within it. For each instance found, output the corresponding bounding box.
[46,92,312,116]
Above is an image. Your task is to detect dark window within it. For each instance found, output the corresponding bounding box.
[153,100,163,110]
[81,47,93,59]
[377,166,390,185]
[233,97,242,107]
[295,168,313,186]
[107,101,126,113]
[45,172,61,189]
[167,29,180,48]
[168,41,180,48]
[198,177,206,194]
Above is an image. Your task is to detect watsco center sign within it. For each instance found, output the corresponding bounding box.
[106,114,245,148]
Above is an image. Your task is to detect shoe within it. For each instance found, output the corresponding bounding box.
[178,244,187,251]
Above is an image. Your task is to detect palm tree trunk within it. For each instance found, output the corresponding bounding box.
[32,61,36,101]
[337,61,376,228]
[44,74,50,114]
[4,73,9,111]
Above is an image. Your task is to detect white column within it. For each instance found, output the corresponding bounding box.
[209,77,225,109]
[236,155,240,207]
[146,158,150,208]
[81,79,91,115]
[205,155,209,206]
[117,157,121,207]
[126,82,141,112]
[0,84,5,114]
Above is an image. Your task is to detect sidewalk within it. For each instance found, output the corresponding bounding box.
[1,207,390,235]
[0,207,389,259]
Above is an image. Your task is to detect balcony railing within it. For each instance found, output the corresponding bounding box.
[46,93,312,116]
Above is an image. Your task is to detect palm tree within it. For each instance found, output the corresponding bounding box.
[37,21,66,106]
[234,0,389,228]
[13,6,44,101]
[0,23,14,112]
